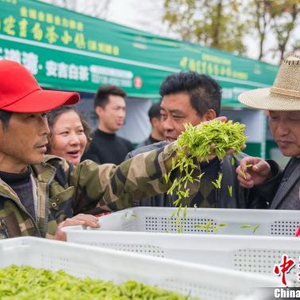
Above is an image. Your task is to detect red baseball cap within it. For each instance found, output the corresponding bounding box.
[0,60,80,113]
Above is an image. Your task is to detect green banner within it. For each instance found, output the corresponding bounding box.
[0,0,279,107]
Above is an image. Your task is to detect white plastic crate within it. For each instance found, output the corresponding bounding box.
[0,237,280,300]
[94,207,300,236]
[64,227,300,285]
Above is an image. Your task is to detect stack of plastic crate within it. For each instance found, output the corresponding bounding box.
[63,207,300,285]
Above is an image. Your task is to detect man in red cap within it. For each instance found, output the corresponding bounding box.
[0,60,201,240]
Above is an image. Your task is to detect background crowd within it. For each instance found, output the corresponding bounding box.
[0,54,299,240]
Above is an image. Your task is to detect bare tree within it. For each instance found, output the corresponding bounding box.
[249,0,300,62]
[249,0,271,60]
[39,0,112,19]
[271,1,300,62]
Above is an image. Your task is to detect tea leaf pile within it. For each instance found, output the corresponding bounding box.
[0,265,195,300]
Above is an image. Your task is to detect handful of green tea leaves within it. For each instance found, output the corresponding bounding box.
[176,120,246,162]
[165,120,247,207]
[0,265,194,299]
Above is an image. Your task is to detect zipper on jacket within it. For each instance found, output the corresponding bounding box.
[41,171,56,237]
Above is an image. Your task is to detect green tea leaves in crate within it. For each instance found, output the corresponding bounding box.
[0,265,193,299]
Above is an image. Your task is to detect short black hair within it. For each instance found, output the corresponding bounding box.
[0,110,12,130]
[159,71,221,117]
[148,102,161,121]
[94,85,127,109]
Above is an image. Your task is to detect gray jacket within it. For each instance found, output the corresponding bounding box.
[269,157,300,209]
[126,141,279,209]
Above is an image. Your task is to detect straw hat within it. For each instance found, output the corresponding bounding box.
[238,54,300,111]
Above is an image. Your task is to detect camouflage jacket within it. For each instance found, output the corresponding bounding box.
[0,143,179,239]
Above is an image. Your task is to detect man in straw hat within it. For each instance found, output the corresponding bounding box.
[237,54,300,209]
[0,60,215,240]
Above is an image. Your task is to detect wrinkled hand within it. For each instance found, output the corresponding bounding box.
[54,214,100,241]
[236,157,272,188]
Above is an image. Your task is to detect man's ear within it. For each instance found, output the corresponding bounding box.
[95,106,103,117]
[203,109,217,121]
[151,117,159,128]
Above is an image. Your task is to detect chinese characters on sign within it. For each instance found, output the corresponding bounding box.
[0,45,133,88]
[45,61,133,87]
[45,60,89,81]
[179,54,248,81]
[0,4,120,57]
[0,46,38,74]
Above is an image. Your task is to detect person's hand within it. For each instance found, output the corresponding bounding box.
[236,157,272,188]
[207,140,245,161]
[54,214,100,241]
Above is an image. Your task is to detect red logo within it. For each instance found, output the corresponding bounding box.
[134,76,142,89]
[274,255,295,286]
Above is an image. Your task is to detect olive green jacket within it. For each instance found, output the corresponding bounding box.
[0,144,180,239]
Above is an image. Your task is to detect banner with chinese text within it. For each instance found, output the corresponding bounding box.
[0,0,279,107]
